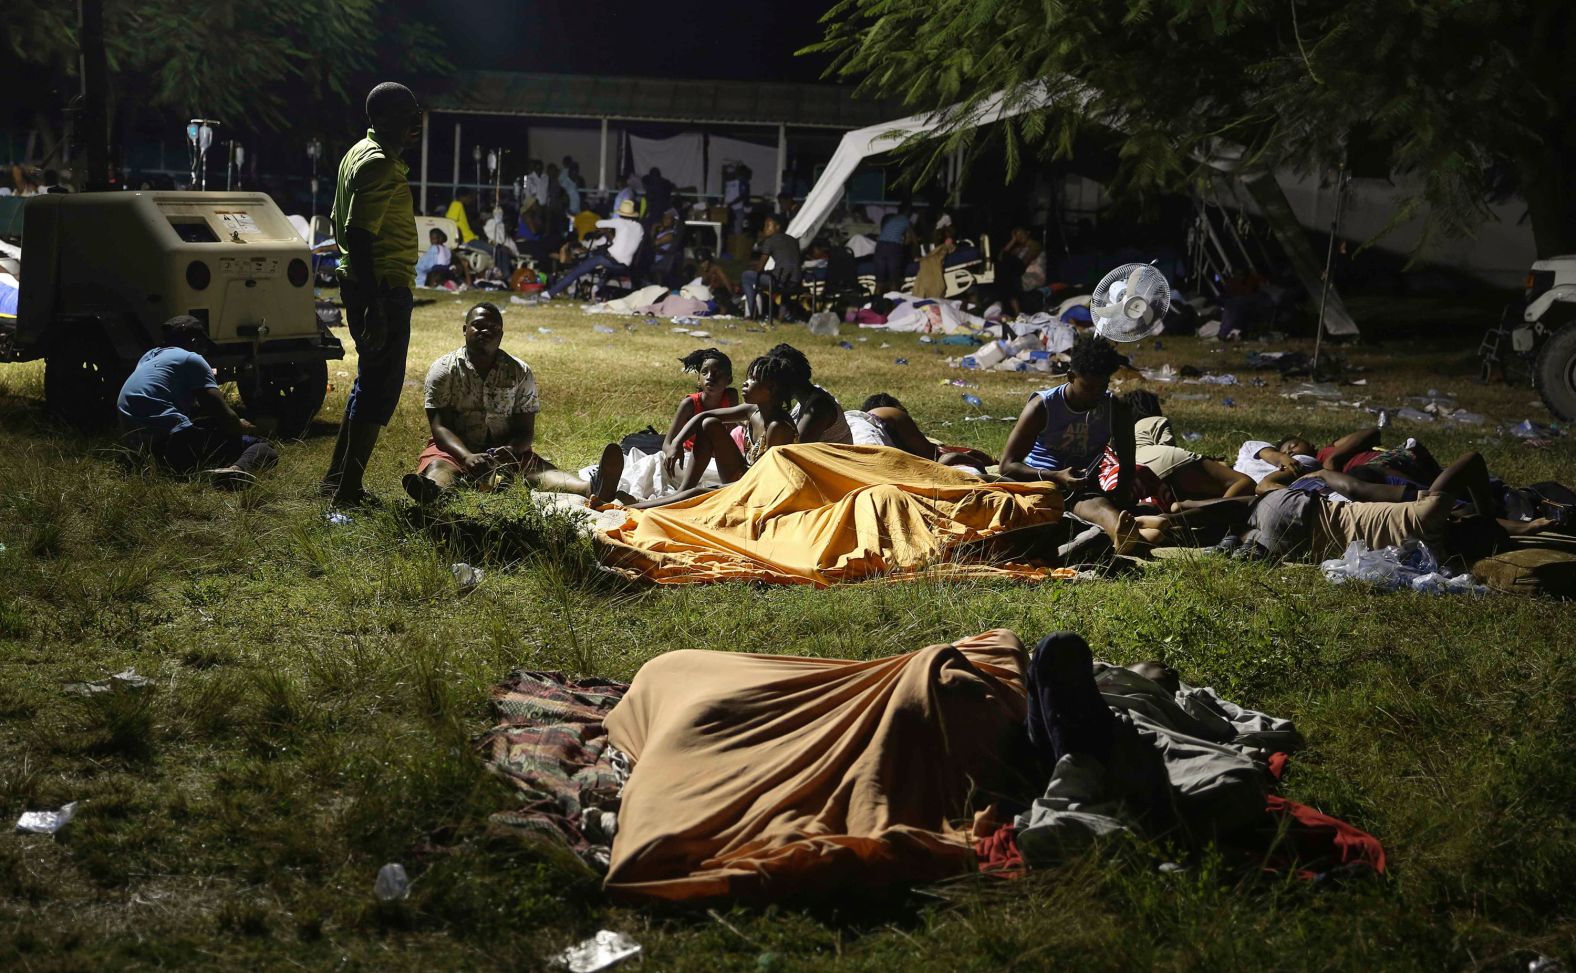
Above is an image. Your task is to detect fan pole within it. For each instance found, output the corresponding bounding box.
[1312,165,1349,371]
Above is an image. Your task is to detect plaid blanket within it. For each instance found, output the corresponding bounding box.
[481,670,631,870]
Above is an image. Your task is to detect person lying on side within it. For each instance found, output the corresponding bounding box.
[403,302,622,505]
[848,393,994,475]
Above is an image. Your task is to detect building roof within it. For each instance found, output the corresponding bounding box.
[427,71,907,129]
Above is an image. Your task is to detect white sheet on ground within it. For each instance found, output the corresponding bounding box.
[578,447,722,502]
[879,297,983,335]
[585,285,669,314]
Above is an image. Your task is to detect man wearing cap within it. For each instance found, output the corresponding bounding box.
[541,199,645,299]
[321,81,422,507]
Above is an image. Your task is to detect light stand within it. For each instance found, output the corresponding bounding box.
[306,138,323,230]
[186,118,220,190]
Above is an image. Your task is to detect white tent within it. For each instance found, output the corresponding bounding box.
[786,84,1359,337]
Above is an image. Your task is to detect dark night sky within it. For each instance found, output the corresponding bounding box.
[418,0,841,82]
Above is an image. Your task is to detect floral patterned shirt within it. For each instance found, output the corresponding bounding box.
[422,345,539,450]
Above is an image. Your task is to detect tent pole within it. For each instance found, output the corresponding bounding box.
[451,121,460,196]
[598,118,608,193]
[776,123,786,196]
[1313,166,1349,371]
[419,111,430,215]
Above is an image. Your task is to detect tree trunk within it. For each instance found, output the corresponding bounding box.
[1520,143,1576,259]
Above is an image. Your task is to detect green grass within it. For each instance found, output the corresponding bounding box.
[0,292,1573,971]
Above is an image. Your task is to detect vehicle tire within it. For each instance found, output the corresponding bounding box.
[238,359,329,439]
[43,321,132,431]
[1534,321,1576,421]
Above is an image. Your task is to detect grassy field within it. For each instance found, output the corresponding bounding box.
[1,290,1573,972]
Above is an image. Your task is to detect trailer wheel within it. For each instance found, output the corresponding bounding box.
[44,321,131,431]
[239,359,329,439]
[1534,321,1576,422]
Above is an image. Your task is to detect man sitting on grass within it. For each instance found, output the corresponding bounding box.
[403,302,622,505]
[116,315,277,489]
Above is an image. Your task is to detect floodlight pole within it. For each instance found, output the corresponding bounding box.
[1312,165,1349,371]
[77,0,111,191]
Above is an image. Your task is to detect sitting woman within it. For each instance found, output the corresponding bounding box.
[1000,335,1143,553]
[415,227,470,289]
[631,352,799,508]
[1122,391,1254,501]
[585,347,740,501]
[847,393,994,475]
[766,343,854,445]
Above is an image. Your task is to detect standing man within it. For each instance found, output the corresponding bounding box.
[321,81,422,507]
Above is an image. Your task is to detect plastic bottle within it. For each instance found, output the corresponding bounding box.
[375,863,410,901]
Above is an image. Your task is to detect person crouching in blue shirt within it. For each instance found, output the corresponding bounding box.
[116,315,278,488]
[1000,335,1142,553]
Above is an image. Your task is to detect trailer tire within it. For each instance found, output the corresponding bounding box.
[1534,321,1576,422]
[43,320,132,431]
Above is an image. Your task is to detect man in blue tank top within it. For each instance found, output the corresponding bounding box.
[1001,335,1141,553]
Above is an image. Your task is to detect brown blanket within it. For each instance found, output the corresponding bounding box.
[602,630,1031,901]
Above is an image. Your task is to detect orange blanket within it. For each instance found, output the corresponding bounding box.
[596,443,1062,585]
[602,630,1032,901]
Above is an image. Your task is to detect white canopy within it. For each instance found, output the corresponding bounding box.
[786,83,1358,336]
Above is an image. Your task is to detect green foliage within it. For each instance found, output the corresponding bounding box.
[809,0,1576,250]
[6,0,450,131]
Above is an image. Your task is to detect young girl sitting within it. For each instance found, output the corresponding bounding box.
[579,348,738,501]
[631,354,798,508]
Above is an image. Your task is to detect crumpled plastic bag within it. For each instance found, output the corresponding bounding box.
[807,311,841,337]
[16,802,77,834]
[556,930,642,972]
[1320,540,1482,594]
[64,668,152,695]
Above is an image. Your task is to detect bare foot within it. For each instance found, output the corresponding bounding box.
[1109,511,1145,555]
[591,443,624,505]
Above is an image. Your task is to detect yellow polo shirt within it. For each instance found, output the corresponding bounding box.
[332,129,417,288]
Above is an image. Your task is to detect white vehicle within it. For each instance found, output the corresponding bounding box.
[1519,255,1576,420]
[3,192,343,434]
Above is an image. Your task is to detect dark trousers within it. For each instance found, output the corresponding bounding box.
[341,281,414,426]
[547,252,627,297]
[152,424,278,475]
[1024,632,1116,768]
[873,240,906,292]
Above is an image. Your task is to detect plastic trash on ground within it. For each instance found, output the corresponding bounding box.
[807,311,840,336]
[451,563,485,588]
[324,511,352,526]
[556,930,642,972]
[65,668,152,695]
[1393,406,1435,423]
[16,802,78,835]
[374,863,410,901]
[1320,540,1482,594]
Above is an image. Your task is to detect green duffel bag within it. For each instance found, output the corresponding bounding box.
[1472,547,1576,598]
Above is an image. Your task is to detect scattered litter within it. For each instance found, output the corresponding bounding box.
[1529,955,1569,973]
[880,342,892,349]
[894,358,908,365]
[945,379,979,388]
[838,341,854,350]
[556,930,642,973]
[374,863,410,901]
[671,327,691,334]
[324,512,353,526]
[451,563,485,588]
[1170,393,1209,401]
[1321,540,1482,594]
[857,337,868,342]
[687,330,711,338]
[1140,365,1178,383]
[1444,409,1485,425]
[919,335,933,343]
[1351,379,1368,386]
[962,394,983,408]
[1221,397,1236,408]
[1193,373,1238,386]
[1183,432,1203,442]
[593,324,616,334]
[537,327,554,334]
[807,311,841,336]
[1509,419,1563,439]
[1152,339,1163,350]
[16,802,77,835]
[1282,383,1344,401]
[65,668,152,695]
[0,542,6,555]
[1393,406,1435,423]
